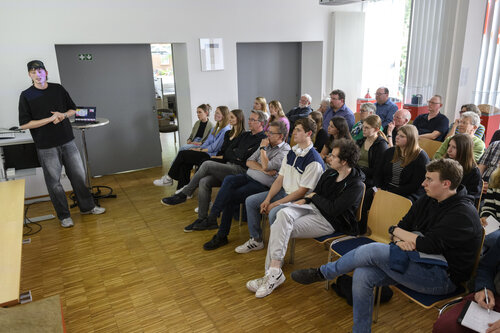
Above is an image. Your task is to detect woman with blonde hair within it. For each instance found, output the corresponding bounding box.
[356,114,388,187]
[264,100,289,134]
[253,97,269,118]
[374,124,429,201]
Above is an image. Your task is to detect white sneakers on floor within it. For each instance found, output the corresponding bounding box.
[235,238,264,253]
[81,206,106,215]
[247,268,286,298]
[153,175,173,186]
[60,217,74,228]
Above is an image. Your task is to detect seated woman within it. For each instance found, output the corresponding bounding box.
[153,106,231,189]
[356,114,388,187]
[264,100,289,134]
[482,165,500,224]
[320,116,352,159]
[444,133,482,202]
[245,138,365,298]
[309,111,328,153]
[181,104,214,150]
[350,103,376,141]
[253,96,269,119]
[434,111,485,162]
[374,124,429,201]
[446,103,486,140]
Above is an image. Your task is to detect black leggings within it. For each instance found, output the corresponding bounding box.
[168,150,210,189]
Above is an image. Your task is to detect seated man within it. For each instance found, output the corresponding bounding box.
[434,112,485,162]
[236,118,325,253]
[433,232,500,333]
[246,138,365,298]
[286,94,313,133]
[162,110,267,221]
[385,109,411,147]
[200,121,290,245]
[413,95,449,141]
[479,140,500,182]
[374,86,398,128]
[323,89,355,131]
[292,159,483,333]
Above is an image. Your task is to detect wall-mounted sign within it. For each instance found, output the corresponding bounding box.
[199,38,224,71]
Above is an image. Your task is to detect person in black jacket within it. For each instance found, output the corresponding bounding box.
[309,111,329,153]
[291,158,483,333]
[245,138,365,298]
[356,114,388,187]
[375,124,429,202]
[444,133,482,203]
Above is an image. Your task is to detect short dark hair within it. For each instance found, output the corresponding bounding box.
[250,110,267,125]
[330,89,346,102]
[295,117,317,136]
[426,158,463,190]
[379,87,389,95]
[331,138,360,168]
[269,120,288,137]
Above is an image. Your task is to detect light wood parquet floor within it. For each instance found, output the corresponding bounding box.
[20,133,439,332]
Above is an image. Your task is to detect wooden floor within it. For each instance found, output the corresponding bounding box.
[20,133,438,332]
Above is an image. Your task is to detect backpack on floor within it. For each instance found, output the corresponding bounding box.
[330,274,393,306]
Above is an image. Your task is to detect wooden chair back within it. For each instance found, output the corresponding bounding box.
[418,138,442,159]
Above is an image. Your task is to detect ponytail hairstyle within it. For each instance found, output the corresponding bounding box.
[363,115,387,141]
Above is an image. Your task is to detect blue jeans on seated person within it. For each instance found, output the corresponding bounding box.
[37,140,95,220]
[211,174,269,238]
[179,138,202,151]
[245,189,288,240]
[319,242,456,333]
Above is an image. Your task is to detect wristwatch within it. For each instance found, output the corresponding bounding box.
[260,146,266,150]
[388,225,397,235]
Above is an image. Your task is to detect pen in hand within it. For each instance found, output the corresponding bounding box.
[485,287,490,314]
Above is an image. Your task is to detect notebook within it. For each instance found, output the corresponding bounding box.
[74,106,97,124]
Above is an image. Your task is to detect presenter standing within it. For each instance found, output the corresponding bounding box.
[18,60,105,228]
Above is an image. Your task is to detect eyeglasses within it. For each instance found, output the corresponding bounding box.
[375,93,387,96]
[428,100,441,105]
[248,118,260,122]
[266,131,280,135]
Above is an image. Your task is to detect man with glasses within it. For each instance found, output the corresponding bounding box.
[413,95,449,141]
[202,121,290,248]
[323,89,355,131]
[385,109,412,147]
[374,87,398,128]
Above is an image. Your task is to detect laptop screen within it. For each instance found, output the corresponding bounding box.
[75,107,97,121]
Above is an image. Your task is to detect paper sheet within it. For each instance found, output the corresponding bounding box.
[461,301,500,333]
[281,202,314,210]
[484,216,500,236]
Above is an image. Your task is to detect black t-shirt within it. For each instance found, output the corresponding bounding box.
[194,121,208,139]
[19,83,76,149]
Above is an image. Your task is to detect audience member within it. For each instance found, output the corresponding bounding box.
[309,111,329,153]
[286,94,313,133]
[182,104,214,150]
[265,100,290,134]
[356,115,388,187]
[317,98,330,115]
[444,133,482,202]
[375,125,429,201]
[161,110,266,209]
[323,89,355,131]
[446,103,485,140]
[320,116,351,159]
[351,103,376,141]
[201,121,290,246]
[434,112,485,162]
[254,96,269,118]
[374,87,398,128]
[153,106,231,188]
[479,141,500,181]
[481,165,500,224]
[385,109,411,147]
[246,138,365,298]
[413,95,449,141]
[292,158,483,333]
[236,118,324,254]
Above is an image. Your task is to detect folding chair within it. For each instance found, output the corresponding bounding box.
[477,180,486,212]
[288,184,366,264]
[418,138,442,159]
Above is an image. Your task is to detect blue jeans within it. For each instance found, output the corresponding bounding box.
[319,243,456,333]
[245,189,287,239]
[37,140,95,220]
[211,174,269,238]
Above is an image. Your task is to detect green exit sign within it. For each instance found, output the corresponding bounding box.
[78,54,93,61]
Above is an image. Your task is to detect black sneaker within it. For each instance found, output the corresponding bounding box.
[184,219,203,233]
[192,216,218,231]
[161,193,187,206]
[291,268,325,285]
[203,234,228,250]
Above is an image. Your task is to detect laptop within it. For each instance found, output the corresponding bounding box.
[73,106,98,124]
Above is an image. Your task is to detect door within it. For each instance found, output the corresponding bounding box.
[237,42,301,117]
[55,44,162,176]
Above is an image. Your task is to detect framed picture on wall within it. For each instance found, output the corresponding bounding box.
[199,38,224,71]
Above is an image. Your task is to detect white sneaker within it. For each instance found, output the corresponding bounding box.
[60,217,74,228]
[175,186,193,199]
[153,175,173,186]
[235,238,264,254]
[246,277,265,292]
[81,206,106,215]
[194,202,212,213]
[255,268,286,298]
